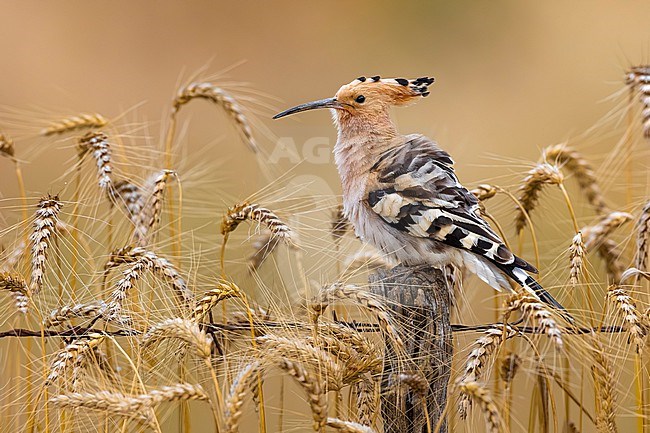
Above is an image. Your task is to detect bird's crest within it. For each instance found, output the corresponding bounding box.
[336,75,435,106]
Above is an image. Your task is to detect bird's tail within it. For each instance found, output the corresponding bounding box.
[507,267,574,323]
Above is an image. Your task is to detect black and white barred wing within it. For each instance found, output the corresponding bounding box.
[366,134,537,273]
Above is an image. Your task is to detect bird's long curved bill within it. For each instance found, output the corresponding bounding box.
[273,97,343,119]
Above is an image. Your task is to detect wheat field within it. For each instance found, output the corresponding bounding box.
[1,3,650,433]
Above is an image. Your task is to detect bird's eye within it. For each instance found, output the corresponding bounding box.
[355,95,366,104]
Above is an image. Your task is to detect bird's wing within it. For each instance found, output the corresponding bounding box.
[366,134,536,273]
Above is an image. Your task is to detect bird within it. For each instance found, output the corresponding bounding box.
[273,75,566,312]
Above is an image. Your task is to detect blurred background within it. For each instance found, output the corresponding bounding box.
[1,0,649,197]
[1,2,650,432]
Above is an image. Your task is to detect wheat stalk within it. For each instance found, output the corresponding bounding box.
[46,332,105,385]
[0,132,15,159]
[506,294,563,348]
[626,65,650,136]
[258,334,343,389]
[172,82,258,153]
[192,280,243,321]
[221,202,293,243]
[590,339,618,433]
[311,284,403,349]
[331,204,350,243]
[107,247,193,319]
[514,163,563,232]
[108,180,147,243]
[78,131,113,189]
[326,418,375,433]
[607,285,646,353]
[542,144,608,214]
[457,380,503,433]
[30,194,62,294]
[569,232,585,288]
[635,201,650,271]
[43,301,107,328]
[276,358,327,431]
[42,113,108,136]
[140,317,212,359]
[225,362,261,433]
[470,184,498,202]
[50,383,208,420]
[0,271,29,313]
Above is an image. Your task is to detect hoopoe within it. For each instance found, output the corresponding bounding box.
[274,75,566,312]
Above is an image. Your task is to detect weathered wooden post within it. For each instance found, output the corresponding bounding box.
[370,265,453,433]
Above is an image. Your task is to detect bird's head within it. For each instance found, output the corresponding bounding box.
[273,76,434,123]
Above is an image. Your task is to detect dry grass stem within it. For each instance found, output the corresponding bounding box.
[514,163,563,232]
[78,131,113,189]
[42,113,108,136]
[221,202,292,243]
[542,144,607,214]
[225,362,261,433]
[173,82,258,153]
[569,232,585,288]
[140,317,212,359]
[30,194,62,294]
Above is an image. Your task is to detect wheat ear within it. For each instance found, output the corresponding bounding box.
[0,271,30,313]
[225,362,261,433]
[626,65,650,136]
[173,82,258,153]
[326,417,375,433]
[470,184,498,202]
[191,280,242,321]
[50,383,208,420]
[331,204,350,243]
[108,180,147,242]
[0,132,15,159]
[590,339,618,433]
[311,284,403,349]
[140,317,212,359]
[457,380,503,433]
[635,201,650,271]
[276,358,327,431]
[569,232,585,288]
[542,144,607,214]
[46,332,105,385]
[506,294,563,348]
[221,202,292,243]
[514,163,563,232]
[42,113,108,136]
[248,230,280,271]
[607,285,646,353]
[78,131,113,189]
[43,301,107,328]
[30,194,62,294]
